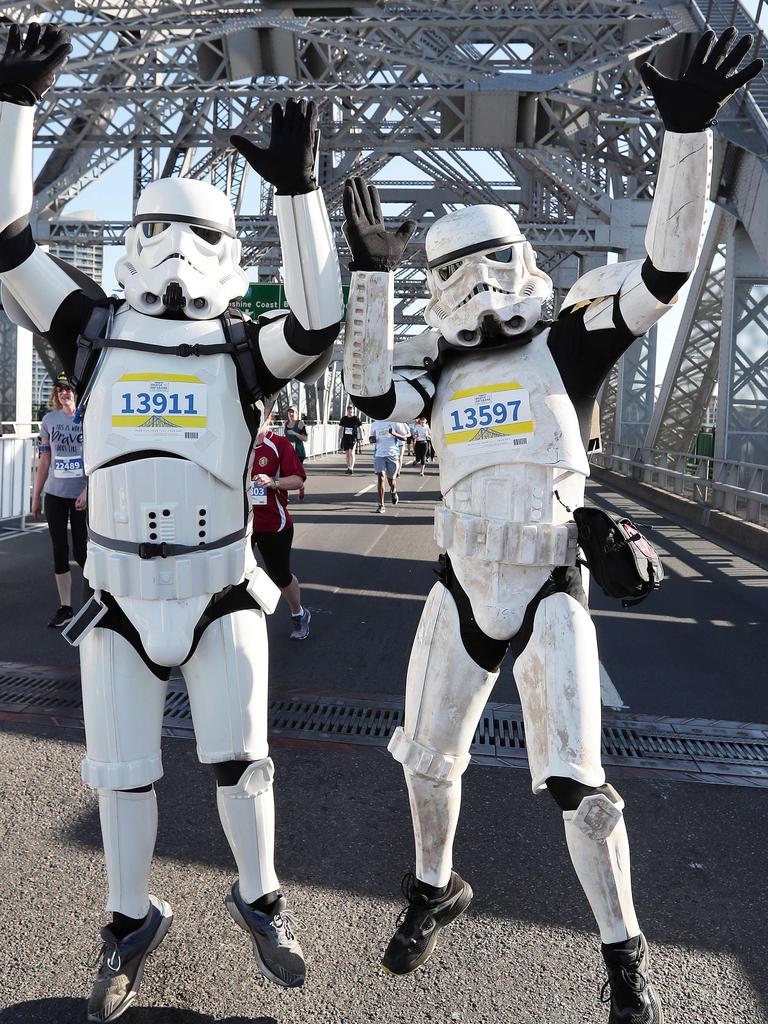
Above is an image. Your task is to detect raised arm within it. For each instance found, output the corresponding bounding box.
[0,24,103,374]
[554,29,763,391]
[232,99,343,387]
[341,177,431,420]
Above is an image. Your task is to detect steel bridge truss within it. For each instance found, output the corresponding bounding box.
[0,0,765,440]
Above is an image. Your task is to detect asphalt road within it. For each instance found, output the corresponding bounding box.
[0,451,766,1022]
[0,720,765,1024]
[4,450,765,722]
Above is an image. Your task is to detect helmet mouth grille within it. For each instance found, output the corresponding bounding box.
[454,282,517,311]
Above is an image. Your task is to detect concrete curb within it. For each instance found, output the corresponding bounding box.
[590,465,768,561]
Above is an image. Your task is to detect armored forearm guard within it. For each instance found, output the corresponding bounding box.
[274,188,344,331]
[342,270,394,398]
[645,129,712,273]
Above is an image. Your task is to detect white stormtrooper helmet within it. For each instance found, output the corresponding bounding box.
[115,177,249,319]
[424,205,553,347]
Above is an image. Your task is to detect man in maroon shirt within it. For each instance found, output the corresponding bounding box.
[250,413,311,639]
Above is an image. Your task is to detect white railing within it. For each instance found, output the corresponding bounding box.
[591,443,768,525]
[0,434,35,525]
[271,422,341,458]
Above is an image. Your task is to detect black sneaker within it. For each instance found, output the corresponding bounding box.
[225,882,305,988]
[381,871,473,976]
[48,604,74,628]
[600,934,663,1024]
[87,896,173,1022]
[391,491,399,505]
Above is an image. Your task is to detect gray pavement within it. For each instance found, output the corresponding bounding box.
[0,451,767,1022]
[0,719,766,1024]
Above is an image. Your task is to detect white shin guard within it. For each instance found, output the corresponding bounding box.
[404,767,462,888]
[563,793,640,944]
[216,758,280,904]
[99,788,158,920]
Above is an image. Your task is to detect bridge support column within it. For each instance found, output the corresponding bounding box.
[717,222,768,466]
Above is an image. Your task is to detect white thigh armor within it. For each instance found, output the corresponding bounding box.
[513,592,605,794]
[81,608,271,789]
[181,607,270,764]
[80,628,169,790]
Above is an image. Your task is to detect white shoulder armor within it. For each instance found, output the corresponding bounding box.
[393,331,440,375]
[560,260,643,312]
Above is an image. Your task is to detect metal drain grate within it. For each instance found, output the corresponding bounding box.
[0,666,767,786]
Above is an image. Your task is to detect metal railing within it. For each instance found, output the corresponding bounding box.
[0,435,35,525]
[591,443,768,525]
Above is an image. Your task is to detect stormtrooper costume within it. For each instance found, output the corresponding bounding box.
[342,28,761,1020]
[0,23,342,1016]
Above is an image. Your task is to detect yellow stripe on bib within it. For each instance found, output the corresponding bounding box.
[449,381,522,400]
[445,420,534,444]
[117,373,203,383]
[111,415,208,427]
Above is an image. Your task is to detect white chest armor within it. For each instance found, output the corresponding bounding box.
[84,306,251,482]
[432,330,589,569]
[82,306,256,665]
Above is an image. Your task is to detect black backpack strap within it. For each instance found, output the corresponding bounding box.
[222,310,265,403]
[71,298,120,395]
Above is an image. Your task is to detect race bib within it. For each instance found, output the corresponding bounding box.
[111,373,207,440]
[249,482,268,506]
[53,454,84,479]
[443,382,534,451]
[344,427,353,435]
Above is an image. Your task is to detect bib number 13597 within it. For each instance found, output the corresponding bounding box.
[449,398,523,432]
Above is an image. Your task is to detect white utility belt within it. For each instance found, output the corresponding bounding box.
[434,505,578,567]
[85,536,249,601]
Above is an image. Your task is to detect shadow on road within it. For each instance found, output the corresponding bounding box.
[0,999,275,1024]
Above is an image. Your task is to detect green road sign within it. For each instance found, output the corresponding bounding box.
[233,282,350,320]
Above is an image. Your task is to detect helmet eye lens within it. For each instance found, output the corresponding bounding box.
[191,225,222,245]
[487,246,516,264]
[437,260,463,282]
[142,222,171,238]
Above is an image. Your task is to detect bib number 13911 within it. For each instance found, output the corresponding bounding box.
[120,392,199,416]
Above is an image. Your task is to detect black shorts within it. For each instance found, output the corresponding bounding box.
[341,437,356,451]
[252,525,294,588]
[414,440,428,465]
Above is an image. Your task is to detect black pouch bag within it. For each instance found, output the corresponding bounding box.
[570,506,664,608]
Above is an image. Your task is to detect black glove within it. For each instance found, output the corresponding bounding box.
[0,23,72,106]
[231,99,318,195]
[640,28,764,133]
[342,176,416,272]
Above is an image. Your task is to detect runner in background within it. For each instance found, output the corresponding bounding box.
[31,373,88,627]
[413,416,432,477]
[284,405,308,500]
[250,412,312,640]
[369,419,409,513]
[338,403,363,474]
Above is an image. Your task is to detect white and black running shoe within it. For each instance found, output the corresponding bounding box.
[290,608,311,640]
[391,491,399,505]
[48,604,74,628]
[87,896,173,1022]
[600,934,663,1023]
[225,882,305,988]
[381,871,473,976]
